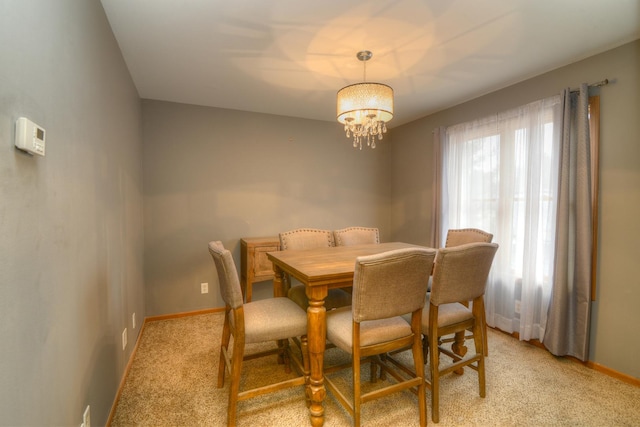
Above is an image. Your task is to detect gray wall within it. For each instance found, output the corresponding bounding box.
[391,40,640,379]
[142,100,392,315]
[0,1,144,426]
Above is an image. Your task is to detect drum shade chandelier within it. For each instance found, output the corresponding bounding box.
[336,50,394,149]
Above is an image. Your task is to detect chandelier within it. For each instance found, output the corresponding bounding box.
[336,51,394,149]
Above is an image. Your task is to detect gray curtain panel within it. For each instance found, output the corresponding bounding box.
[544,84,593,361]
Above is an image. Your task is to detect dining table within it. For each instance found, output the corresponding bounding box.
[267,241,426,427]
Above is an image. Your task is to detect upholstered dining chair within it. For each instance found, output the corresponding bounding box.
[333,226,380,246]
[445,228,493,248]
[444,228,494,357]
[324,247,436,427]
[208,241,309,426]
[279,228,352,310]
[424,242,498,423]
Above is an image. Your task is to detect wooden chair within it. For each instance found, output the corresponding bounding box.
[324,247,436,427]
[208,241,309,426]
[444,228,494,357]
[279,228,352,310]
[333,226,380,246]
[424,242,498,423]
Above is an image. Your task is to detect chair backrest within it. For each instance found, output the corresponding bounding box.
[352,247,436,323]
[445,228,493,247]
[333,226,380,246]
[430,242,499,306]
[208,241,244,309]
[279,228,334,251]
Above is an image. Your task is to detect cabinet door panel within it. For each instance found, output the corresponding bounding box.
[254,246,279,277]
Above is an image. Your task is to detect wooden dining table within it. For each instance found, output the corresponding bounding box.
[267,241,425,427]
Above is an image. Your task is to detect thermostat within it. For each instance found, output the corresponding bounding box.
[15,117,46,156]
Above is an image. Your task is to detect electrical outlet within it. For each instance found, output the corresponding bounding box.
[514,300,521,314]
[81,405,90,427]
[132,313,136,330]
[201,282,209,294]
[122,328,127,350]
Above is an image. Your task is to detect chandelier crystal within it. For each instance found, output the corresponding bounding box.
[336,51,394,149]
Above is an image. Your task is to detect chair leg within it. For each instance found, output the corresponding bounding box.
[473,318,486,398]
[218,311,232,388]
[422,335,429,362]
[228,336,245,427]
[482,310,489,356]
[370,357,378,383]
[474,299,487,396]
[353,325,362,427]
[429,306,441,423]
[353,355,361,427]
[281,338,292,374]
[300,335,311,407]
[276,339,286,365]
[411,321,427,427]
[429,331,440,423]
[377,354,387,380]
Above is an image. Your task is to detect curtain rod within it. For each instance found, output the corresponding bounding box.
[571,79,609,92]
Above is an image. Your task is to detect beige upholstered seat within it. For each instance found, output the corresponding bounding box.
[333,226,380,246]
[443,228,494,357]
[325,247,436,427]
[279,228,352,310]
[424,242,498,423]
[209,241,309,426]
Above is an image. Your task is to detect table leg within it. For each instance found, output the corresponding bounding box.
[240,276,248,302]
[452,331,468,357]
[452,331,468,375]
[272,266,285,297]
[306,286,327,427]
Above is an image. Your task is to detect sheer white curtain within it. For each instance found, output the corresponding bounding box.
[442,96,561,340]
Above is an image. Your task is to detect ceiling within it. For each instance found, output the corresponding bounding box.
[100,0,639,127]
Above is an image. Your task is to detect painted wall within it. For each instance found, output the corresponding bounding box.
[0,1,144,425]
[1,3,635,424]
[141,100,392,315]
[391,40,640,379]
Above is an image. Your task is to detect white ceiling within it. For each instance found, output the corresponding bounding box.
[100,0,639,127]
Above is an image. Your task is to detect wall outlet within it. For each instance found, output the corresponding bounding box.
[122,328,127,350]
[514,300,521,314]
[132,313,136,330]
[81,405,90,427]
[200,282,209,294]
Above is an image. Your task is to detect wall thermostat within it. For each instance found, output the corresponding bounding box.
[15,117,46,156]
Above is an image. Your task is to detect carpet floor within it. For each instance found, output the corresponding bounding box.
[110,312,640,426]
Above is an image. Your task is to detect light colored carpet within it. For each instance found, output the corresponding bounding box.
[110,312,640,426]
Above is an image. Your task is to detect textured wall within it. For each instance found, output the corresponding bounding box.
[391,40,640,379]
[141,100,392,315]
[0,1,144,425]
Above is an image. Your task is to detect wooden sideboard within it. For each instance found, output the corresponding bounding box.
[240,236,280,302]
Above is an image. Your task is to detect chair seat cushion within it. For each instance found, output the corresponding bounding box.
[243,297,307,343]
[421,297,473,330]
[326,306,412,353]
[288,285,352,310]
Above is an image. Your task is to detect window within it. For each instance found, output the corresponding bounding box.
[442,96,561,340]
